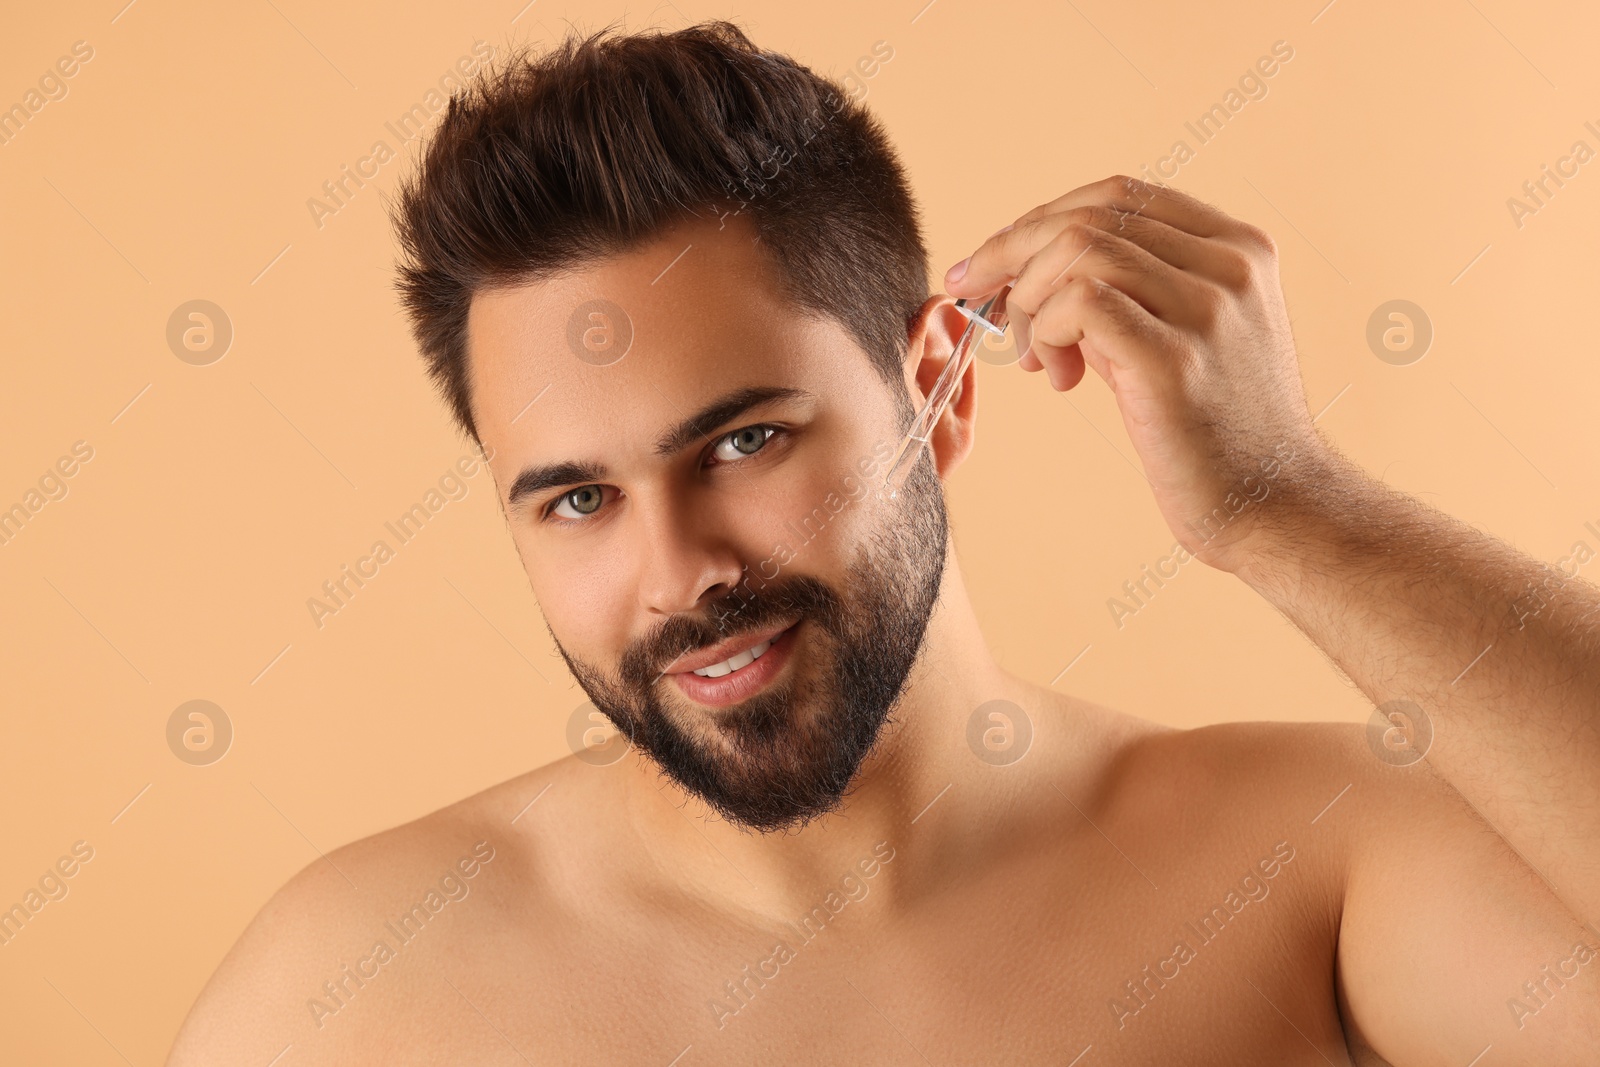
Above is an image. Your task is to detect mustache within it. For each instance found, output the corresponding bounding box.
[622,575,837,685]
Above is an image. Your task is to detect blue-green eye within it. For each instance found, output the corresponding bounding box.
[550,484,605,521]
[543,424,781,525]
[712,424,775,461]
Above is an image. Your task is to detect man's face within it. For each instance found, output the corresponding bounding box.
[467,215,950,833]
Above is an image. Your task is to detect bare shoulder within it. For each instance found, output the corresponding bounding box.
[165,758,574,1066]
[1019,684,1371,799]
[1020,685,1387,877]
[1005,676,1420,837]
[1080,705,1380,816]
[1022,682,1179,764]
[1101,712,1438,853]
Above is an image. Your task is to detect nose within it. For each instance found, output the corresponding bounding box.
[633,492,746,620]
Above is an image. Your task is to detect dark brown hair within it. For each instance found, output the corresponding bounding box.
[389,19,929,445]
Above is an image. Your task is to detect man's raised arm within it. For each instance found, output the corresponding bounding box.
[943,173,1600,927]
[1233,443,1600,924]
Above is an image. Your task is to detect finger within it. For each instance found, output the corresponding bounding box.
[1024,274,1181,388]
[1052,204,1260,290]
[1020,175,1248,242]
[1034,342,1086,392]
[947,175,1265,295]
[951,210,1166,306]
[950,199,1250,301]
[1006,220,1209,328]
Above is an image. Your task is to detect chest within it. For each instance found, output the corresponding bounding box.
[427,849,1350,1066]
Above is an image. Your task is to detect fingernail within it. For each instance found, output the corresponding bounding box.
[947,256,969,283]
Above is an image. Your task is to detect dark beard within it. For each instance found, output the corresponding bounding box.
[553,449,949,833]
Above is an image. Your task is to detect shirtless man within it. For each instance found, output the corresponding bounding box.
[167,20,1600,1066]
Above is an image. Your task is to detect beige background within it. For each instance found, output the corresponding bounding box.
[3,0,1598,1060]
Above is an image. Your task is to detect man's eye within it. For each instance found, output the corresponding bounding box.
[712,425,775,461]
[544,427,779,525]
[551,485,605,521]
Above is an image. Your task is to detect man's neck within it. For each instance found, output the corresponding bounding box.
[619,554,1011,922]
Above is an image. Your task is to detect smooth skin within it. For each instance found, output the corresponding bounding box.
[167,176,1600,1066]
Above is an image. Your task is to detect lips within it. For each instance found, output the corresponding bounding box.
[669,620,800,708]
[663,619,797,675]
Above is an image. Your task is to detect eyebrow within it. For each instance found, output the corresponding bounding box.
[505,384,814,515]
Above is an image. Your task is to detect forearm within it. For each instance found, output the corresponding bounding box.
[1234,443,1600,922]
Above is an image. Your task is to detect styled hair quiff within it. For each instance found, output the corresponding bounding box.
[389,20,929,444]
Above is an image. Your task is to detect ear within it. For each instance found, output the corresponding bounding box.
[903,293,980,479]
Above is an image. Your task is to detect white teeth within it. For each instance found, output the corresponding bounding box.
[693,638,772,678]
